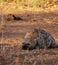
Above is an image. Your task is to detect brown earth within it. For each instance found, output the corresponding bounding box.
[0,11,58,65]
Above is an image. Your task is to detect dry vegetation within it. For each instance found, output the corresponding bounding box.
[0,11,58,65]
[0,0,58,8]
[0,0,58,65]
[0,0,58,14]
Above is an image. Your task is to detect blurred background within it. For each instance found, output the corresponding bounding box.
[0,0,58,8]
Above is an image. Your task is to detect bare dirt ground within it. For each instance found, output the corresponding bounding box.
[0,11,58,65]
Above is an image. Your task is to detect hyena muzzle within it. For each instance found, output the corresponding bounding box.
[22,29,56,50]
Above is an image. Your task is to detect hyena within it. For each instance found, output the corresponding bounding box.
[7,14,14,21]
[22,29,56,50]
[7,14,22,21]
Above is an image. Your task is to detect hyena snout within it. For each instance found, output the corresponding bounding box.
[22,42,36,50]
[22,42,31,50]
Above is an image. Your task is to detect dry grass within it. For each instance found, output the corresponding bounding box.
[0,3,58,65]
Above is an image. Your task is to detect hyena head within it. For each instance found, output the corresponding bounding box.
[22,29,38,50]
[7,14,14,21]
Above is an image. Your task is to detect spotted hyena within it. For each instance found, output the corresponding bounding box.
[7,14,22,21]
[22,29,56,50]
[7,14,14,21]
